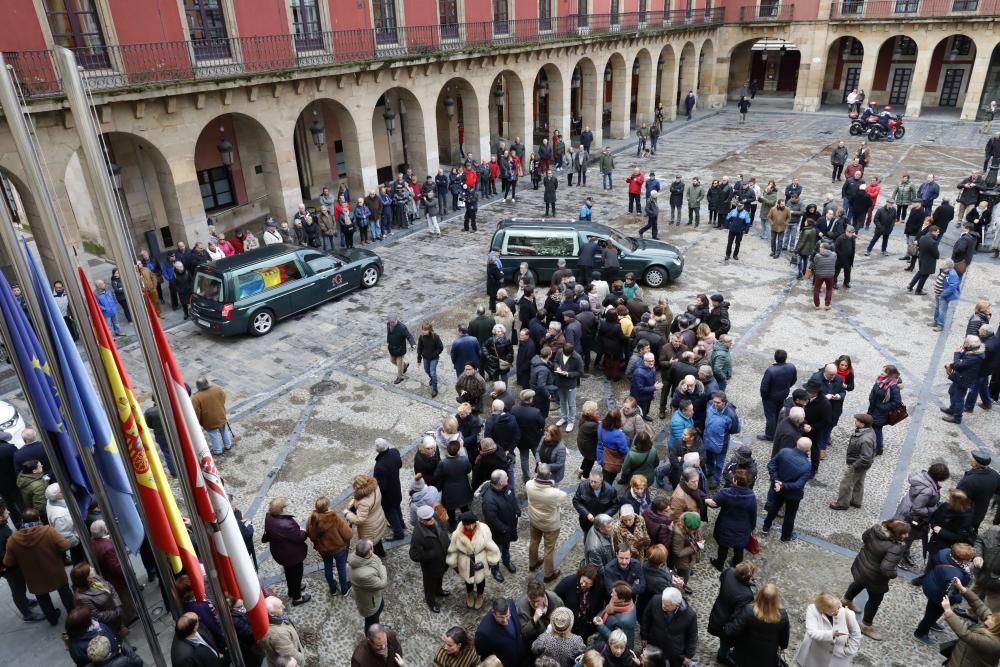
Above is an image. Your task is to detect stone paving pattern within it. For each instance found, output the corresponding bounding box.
[2,105,998,666]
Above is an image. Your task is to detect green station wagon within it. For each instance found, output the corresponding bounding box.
[489,219,684,287]
[189,244,382,336]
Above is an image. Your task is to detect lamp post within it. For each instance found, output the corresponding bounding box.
[309,111,326,151]
[383,106,396,176]
[217,125,234,168]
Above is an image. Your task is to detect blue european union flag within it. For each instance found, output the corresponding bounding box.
[0,268,92,516]
[24,243,143,550]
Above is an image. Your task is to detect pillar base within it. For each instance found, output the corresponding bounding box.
[904,101,923,119]
[608,120,629,140]
[703,94,726,110]
[793,96,822,113]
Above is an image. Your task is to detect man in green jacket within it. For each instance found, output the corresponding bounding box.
[599,148,615,191]
[636,124,649,157]
[686,177,705,227]
[891,174,917,222]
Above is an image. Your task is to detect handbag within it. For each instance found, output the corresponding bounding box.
[887,404,909,426]
[747,532,761,555]
[602,446,625,474]
[939,638,958,659]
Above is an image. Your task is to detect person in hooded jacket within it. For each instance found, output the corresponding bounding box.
[708,560,757,666]
[706,469,757,570]
[842,519,909,641]
[896,463,951,569]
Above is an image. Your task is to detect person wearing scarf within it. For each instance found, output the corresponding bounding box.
[594,581,638,652]
[865,365,902,455]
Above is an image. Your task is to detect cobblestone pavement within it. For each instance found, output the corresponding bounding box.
[2,105,998,666]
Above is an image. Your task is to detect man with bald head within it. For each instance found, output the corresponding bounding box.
[762,438,813,541]
[351,623,403,666]
[170,612,225,666]
[810,362,847,454]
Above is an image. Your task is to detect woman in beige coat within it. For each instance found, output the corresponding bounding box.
[446,512,501,610]
[345,475,388,556]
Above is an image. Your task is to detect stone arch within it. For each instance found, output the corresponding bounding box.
[678,42,697,109]
[725,37,801,100]
[656,44,678,119]
[87,131,187,258]
[194,113,285,235]
[532,63,566,148]
[822,36,865,105]
[604,51,628,139]
[870,35,919,108]
[924,33,978,114]
[292,99,363,205]
[435,77,481,167]
[570,57,600,143]
[974,41,1000,120]
[630,48,654,127]
[490,70,529,150]
[0,166,50,274]
[371,87,429,183]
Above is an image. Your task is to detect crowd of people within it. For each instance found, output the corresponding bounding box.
[2,111,1000,667]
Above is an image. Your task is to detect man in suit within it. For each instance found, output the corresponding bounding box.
[475,597,523,666]
[757,349,798,442]
[170,612,226,666]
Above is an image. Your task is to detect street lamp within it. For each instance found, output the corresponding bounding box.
[217,125,234,167]
[443,95,456,119]
[383,107,397,135]
[605,68,612,82]
[107,161,122,190]
[309,111,326,151]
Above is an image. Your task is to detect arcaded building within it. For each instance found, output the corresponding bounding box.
[0,0,997,272]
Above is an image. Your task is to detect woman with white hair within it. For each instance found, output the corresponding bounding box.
[795,592,861,667]
[531,606,586,666]
[483,323,514,384]
[45,483,82,563]
[415,435,441,487]
[599,628,636,666]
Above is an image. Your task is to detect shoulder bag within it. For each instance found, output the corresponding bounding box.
[886,404,909,426]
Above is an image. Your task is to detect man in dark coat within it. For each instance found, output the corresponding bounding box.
[486,254,504,313]
[475,597,523,667]
[603,543,646,597]
[481,470,520,576]
[577,237,601,286]
[484,400,521,466]
[865,201,897,256]
[809,363,847,429]
[351,624,403,667]
[542,169,558,217]
[511,391,545,482]
[757,349,797,441]
[641,587,698,665]
[944,336,985,424]
[576,301,597,371]
[572,470,620,533]
[514,331,536,389]
[409,505,451,612]
[957,448,1000,533]
[0,433,23,524]
[933,199,955,237]
[171,612,226,666]
[468,306,496,345]
[373,439,404,541]
[451,325,482,374]
[762,439,812,541]
[12,429,51,477]
[386,315,415,385]
[829,413,877,511]
[803,379,833,475]
[771,403,809,458]
[908,225,940,294]
[834,225,857,288]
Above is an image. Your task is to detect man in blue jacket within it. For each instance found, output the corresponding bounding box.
[914,543,974,645]
[450,325,482,375]
[475,597,523,666]
[630,353,662,422]
[933,258,962,331]
[942,335,985,424]
[703,392,740,488]
[762,438,812,541]
[757,349,798,441]
[724,202,751,262]
[603,543,646,598]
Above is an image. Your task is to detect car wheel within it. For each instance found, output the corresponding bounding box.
[361,265,381,288]
[249,309,275,336]
[643,266,668,288]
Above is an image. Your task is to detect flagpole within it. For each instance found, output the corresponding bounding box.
[49,47,248,666]
[0,61,168,667]
[0,59,184,626]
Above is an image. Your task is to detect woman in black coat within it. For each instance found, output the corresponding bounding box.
[599,312,626,381]
[925,488,974,558]
[866,365,902,455]
[706,179,723,226]
[471,438,508,489]
[487,253,504,312]
[554,564,607,642]
[434,441,473,530]
[708,561,757,665]
[723,583,790,667]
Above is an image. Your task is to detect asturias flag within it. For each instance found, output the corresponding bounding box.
[24,243,143,550]
[0,271,92,515]
[144,295,268,640]
[79,267,204,596]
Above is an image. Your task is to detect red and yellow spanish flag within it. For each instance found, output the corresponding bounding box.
[78,268,205,599]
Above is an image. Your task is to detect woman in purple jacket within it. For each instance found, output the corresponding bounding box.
[262,496,311,606]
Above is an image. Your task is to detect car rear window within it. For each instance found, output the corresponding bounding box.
[235,260,303,299]
[192,272,223,302]
[503,232,577,257]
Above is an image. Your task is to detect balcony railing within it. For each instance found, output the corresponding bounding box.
[830,0,999,18]
[3,10,722,100]
[739,3,796,21]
